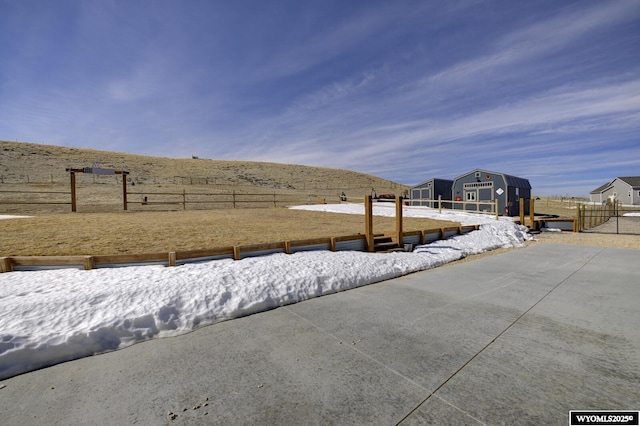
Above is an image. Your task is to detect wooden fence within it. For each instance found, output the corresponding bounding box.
[408,196,500,219]
[575,203,616,232]
[0,189,71,208]
[573,202,640,234]
[125,189,346,210]
[0,225,480,273]
[0,188,359,212]
[0,173,403,191]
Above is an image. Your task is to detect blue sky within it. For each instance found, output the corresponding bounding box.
[1,0,639,196]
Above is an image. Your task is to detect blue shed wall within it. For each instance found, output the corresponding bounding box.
[410,179,453,206]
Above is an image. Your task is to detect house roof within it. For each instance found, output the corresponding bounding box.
[618,176,640,187]
[455,169,532,189]
[591,176,640,194]
[504,174,532,189]
[590,181,614,194]
[410,178,453,189]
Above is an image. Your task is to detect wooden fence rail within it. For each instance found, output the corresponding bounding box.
[572,202,640,234]
[0,225,481,273]
[574,203,616,232]
[0,188,348,211]
[408,196,500,219]
[0,189,71,207]
[126,190,361,210]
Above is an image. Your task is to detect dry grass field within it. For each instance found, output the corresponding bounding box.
[531,196,586,217]
[0,209,458,256]
[0,141,456,256]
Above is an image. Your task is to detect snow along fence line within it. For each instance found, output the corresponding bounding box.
[0,225,479,273]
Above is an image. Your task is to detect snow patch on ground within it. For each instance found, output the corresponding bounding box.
[0,215,32,220]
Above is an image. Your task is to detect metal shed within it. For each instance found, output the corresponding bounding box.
[409,178,453,207]
[452,169,531,216]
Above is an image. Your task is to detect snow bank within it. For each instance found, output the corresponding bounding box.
[0,204,532,380]
[290,202,505,226]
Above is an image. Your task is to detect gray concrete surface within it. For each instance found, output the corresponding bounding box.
[1,243,639,425]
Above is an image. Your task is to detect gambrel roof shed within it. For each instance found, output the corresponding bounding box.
[452,169,532,216]
[409,178,453,206]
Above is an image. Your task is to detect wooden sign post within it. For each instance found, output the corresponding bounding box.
[70,169,77,212]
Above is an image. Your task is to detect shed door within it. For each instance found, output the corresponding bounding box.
[463,182,494,211]
[463,182,494,199]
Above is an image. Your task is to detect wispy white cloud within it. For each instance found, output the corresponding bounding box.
[221,72,640,194]
[273,77,640,157]
[429,1,640,86]
[250,3,411,81]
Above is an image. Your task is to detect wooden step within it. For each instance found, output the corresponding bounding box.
[373,235,400,252]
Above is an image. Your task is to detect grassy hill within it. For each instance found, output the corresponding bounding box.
[0,140,406,213]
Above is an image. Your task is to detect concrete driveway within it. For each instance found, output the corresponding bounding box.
[1,243,639,425]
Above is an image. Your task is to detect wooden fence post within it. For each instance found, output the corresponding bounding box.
[83,256,95,270]
[529,198,535,227]
[364,195,374,252]
[396,196,403,246]
[438,195,442,214]
[519,198,525,225]
[600,205,604,225]
[70,171,77,212]
[0,257,13,273]
[122,173,128,211]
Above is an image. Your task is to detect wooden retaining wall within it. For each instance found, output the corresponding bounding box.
[0,226,480,273]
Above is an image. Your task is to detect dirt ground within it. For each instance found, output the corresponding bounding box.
[533,230,640,250]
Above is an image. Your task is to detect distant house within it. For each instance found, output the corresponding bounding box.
[590,177,640,205]
[409,178,453,206]
[451,169,532,216]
